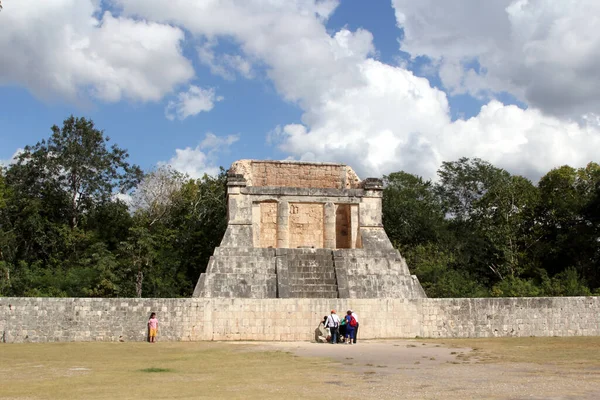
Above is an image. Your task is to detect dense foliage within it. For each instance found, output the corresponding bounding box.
[0,116,227,298]
[383,158,600,297]
[1,117,598,297]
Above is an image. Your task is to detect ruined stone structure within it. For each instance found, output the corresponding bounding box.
[193,160,426,299]
[4,164,600,344]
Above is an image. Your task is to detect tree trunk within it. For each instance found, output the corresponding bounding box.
[136,269,143,298]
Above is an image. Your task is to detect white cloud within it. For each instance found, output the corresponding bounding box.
[0,148,24,168]
[0,0,194,103]
[392,0,600,117]
[111,0,600,181]
[165,85,223,121]
[112,192,133,207]
[6,0,599,182]
[160,133,240,179]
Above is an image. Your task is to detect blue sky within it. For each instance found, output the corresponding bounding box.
[1,0,599,181]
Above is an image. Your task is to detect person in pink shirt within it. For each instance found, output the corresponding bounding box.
[148,312,158,343]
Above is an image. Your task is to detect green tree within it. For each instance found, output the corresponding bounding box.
[119,166,185,297]
[535,163,600,288]
[383,171,446,248]
[435,158,543,287]
[1,117,142,296]
[167,171,228,294]
[12,116,142,229]
[404,243,488,298]
[476,174,540,279]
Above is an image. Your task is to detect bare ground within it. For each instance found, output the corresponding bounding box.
[249,338,600,400]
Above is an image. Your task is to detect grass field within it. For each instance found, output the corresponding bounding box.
[1,337,600,399]
[0,342,336,400]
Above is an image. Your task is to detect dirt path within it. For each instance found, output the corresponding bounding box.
[248,339,600,400]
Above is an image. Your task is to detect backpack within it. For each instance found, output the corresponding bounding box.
[349,315,357,327]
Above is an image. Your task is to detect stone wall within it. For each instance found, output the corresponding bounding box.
[259,202,277,248]
[2,297,599,343]
[237,160,362,189]
[289,203,324,248]
[421,297,600,338]
[0,297,203,343]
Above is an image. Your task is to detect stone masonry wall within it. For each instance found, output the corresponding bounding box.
[1,297,599,343]
[421,297,600,338]
[289,203,324,248]
[259,202,278,248]
[0,297,203,343]
[248,161,362,189]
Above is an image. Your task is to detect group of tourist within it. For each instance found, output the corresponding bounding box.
[322,309,359,344]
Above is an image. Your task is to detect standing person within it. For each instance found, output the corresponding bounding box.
[325,310,340,344]
[148,312,158,343]
[350,310,359,343]
[345,310,357,344]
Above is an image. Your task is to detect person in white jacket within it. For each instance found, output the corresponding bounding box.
[325,310,341,344]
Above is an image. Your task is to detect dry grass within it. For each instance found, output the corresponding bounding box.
[430,336,600,366]
[0,342,343,400]
[2,337,600,399]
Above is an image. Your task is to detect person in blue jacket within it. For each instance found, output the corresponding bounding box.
[344,310,357,344]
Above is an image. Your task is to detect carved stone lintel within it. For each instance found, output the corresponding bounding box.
[227,173,247,187]
[362,178,383,190]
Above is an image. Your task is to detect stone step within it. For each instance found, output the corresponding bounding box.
[286,277,337,285]
[276,248,333,256]
[285,268,336,276]
[280,264,334,272]
[288,283,338,291]
[286,261,334,269]
[282,255,334,262]
[284,292,338,298]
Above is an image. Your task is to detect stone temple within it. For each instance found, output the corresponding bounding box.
[193,160,426,299]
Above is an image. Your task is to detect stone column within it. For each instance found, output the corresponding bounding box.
[251,202,260,247]
[277,201,289,248]
[324,202,336,249]
[350,204,359,249]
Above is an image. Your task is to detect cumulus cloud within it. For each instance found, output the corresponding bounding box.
[165,85,223,121]
[10,0,599,181]
[115,0,600,180]
[0,0,194,103]
[160,133,240,178]
[392,0,600,117]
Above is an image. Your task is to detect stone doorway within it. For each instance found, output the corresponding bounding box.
[335,204,351,249]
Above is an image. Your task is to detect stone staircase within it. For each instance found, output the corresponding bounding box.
[194,247,426,299]
[276,249,338,298]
